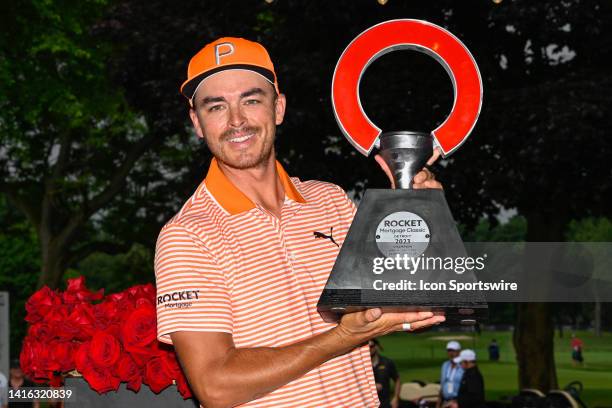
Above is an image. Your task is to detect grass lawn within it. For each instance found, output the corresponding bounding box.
[378,330,612,407]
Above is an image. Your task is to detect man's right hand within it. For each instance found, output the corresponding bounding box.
[332,308,446,353]
[171,309,444,408]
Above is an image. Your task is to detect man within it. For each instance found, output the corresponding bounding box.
[487,338,499,362]
[155,37,444,407]
[448,349,485,408]
[369,339,400,408]
[8,360,39,408]
[437,341,463,408]
[570,333,584,366]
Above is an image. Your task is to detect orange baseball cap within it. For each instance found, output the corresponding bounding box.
[180,37,279,105]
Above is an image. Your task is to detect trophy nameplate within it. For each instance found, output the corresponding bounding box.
[317,20,488,325]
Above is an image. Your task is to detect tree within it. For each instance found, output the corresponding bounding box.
[452,0,612,391]
[566,218,612,337]
[4,0,608,392]
[0,197,40,358]
[0,0,183,288]
[98,0,612,392]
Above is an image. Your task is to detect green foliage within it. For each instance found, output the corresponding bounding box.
[0,197,40,359]
[70,243,154,294]
[462,216,527,242]
[566,217,612,241]
[0,0,176,288]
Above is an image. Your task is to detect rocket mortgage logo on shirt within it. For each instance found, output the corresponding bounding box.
[157,289,201,309]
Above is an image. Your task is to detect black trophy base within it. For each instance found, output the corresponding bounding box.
[317,188,488,326]
[317,289,488,326]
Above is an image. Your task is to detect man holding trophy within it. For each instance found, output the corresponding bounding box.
[154,35,443,407]
[155,18,482,408]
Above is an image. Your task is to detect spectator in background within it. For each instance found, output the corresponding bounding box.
[570,333,584,367]
[488,339,500,361]
[1,370,8,408]
[437,341,463,408]
[8,359,39,408]
[448,349,485,408]
[369,339,401,408]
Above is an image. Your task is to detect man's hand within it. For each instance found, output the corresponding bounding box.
[375,147,442,189]
[391,396,400,408]
[333,308,445,353]
[172,309,444,408]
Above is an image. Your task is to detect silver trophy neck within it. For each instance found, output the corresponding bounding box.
[379,131,433,189]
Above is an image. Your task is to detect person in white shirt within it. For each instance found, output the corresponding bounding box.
[437,340,464,408]
[0,370,8,408]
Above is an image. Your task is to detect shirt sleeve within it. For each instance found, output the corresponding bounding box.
[333,184,357,218]
[155,223,232,344]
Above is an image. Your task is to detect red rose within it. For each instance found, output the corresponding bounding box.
[27,323,54,342]
[159,350,193,399]
[50,341,75,372]
[75,342,120,394]
[121,303,156,352]
[25,286,62,323]
[21,339,60,382]
[67,303,97,339]
[175,368,193,399]
[20,338,35,378]
[127,284,155,302]
[74,341,92,373]
[111,293,135,316]
[94,299,121,327]
[144,356,172,393]
[158,349,182,378]
[90,331,121,368]
[63,276,104,304]
[116,354,142,392]
[83,367,121,394]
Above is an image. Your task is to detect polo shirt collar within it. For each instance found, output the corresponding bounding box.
[204,158,306,215]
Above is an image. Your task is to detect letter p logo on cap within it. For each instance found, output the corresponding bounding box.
[215,42,235,65]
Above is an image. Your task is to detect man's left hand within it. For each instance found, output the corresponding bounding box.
[375,147,443,189]
[391,396,400,408]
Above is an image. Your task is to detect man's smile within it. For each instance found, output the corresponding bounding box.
[227,133,255,143]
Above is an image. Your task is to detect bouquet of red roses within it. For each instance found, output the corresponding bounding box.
[20,277,192,398]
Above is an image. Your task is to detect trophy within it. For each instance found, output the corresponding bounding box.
[317,20,488,325]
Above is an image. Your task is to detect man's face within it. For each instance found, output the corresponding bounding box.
[10,366,23,379]
[189,70,286,170]
[447,349,459,360]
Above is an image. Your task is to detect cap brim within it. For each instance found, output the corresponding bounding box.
[181,64,276,100]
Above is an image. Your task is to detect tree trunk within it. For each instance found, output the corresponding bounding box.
[514,303,557,391]
[37,238,68,289]
[512,210,567,392]
[594,301,601,337]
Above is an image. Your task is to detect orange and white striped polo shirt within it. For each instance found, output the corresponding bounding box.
[155,158,379,407]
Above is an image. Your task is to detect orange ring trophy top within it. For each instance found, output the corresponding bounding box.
[331,19,483,157]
